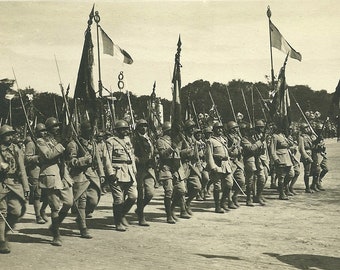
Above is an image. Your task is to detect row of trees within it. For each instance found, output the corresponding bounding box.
[0,78,335,130]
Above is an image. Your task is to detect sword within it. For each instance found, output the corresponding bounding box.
[0,211,14,233]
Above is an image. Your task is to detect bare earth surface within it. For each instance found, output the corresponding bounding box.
[1,139,340,270]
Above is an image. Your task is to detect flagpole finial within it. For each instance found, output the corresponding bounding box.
[267,6,271,19]
[94,11,100,24]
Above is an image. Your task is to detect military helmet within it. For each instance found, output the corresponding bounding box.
[300,123,309,129]
[45,117,61,130]
[193,128,202,134]
[80,120,92,131]
[162,121,172,132]
[184,119,196,129]
[213,122,223,129]
[35,123,47,132]
[114,120,129,129]
[0,125,16,136]
[226,121,239,130]
[255,120,265,127]
[315,122,323,130]
[136,119,148,128]
[239,122,249,130]
[203,126,213,134]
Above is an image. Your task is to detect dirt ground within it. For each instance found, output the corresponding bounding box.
[1,139,340,270]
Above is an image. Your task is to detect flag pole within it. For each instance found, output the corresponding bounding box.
[267,6,275,91]
[93,10,102,98]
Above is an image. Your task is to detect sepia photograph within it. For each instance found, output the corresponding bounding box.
[0,1,339,269]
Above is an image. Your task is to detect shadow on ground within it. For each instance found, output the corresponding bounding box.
[264,252,340,270]
[195,253,242,260]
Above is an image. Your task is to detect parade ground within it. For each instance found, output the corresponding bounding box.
[1,139,339,270]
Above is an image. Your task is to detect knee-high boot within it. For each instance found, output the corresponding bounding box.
[304,175,313,193]
[136,198,150,227]
[179,195,191,219]
[50,217,62,246]
[289,175,298,195]
[121,198,136,227]
[33,199,45,224]
[310,175,319,192]
[246,185,254,206]
[213,189,224,213]
[0,219,10,254]
[164,197,175,224]
[113,204,126,232]
[278,181,288,200]
[257,181,266,206]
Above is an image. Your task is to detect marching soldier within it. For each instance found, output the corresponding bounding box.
[37,117,73,246]
[66,121,105,238]
[156,121,189,223]
[240,122,265,206]
[311,123,328,191]
[225,121,245,207]
[105,120,138,232]
[287,125,300,195]
[133,119,157,226]
[298,123,314,193]
[253,120,270,205]
[206,122,235,213]
[180,120,202,215]
[270,124,294,200]
[0,125,29,254]
[202,126,214,198]
[193,128,206,201]
[24,123,48,224]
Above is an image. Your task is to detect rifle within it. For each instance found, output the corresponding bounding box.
[12,68,37,144]
[226,86,237,122]
[208,90,222,123]
[191,101,201,130]
[240,87,252,126]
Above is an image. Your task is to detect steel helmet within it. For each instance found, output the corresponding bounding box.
[0,125,16,136]
[226,121,239,130]
[203,126,213,134]
[239,122,249,130]
[193,128,202,134]
[255,120,265,127]
[162,121,172,132]
[184,119,196,129]
[35,123,47,132]
[136,119,148,128]
[45,117,61,130]
[213,122,223,129]
[300,123,309,129]
[114,120,129,129]
[315,122,323,130]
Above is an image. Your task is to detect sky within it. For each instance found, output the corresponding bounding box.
[0,0,339,100]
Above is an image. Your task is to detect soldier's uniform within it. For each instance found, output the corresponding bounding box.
[133,119,157,226]
[298,123,314,193]
[270,129,294,200]
[0,125,29,254]
[225,121,245,207]
[287,130,300,195]
[311,123,328,191]
[37,117,73,246]
[180,120,202,215]
[240,123,264,206]
[156,121,188,223]
[253,120,270,205]
[66,122,105,238]
[105,120,138,232]
[24,124,48,224]
[206,122,234,213]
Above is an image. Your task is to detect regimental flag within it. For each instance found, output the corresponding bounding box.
[269,20,302,62]
[74,9,97,126]
[171,36,183,142]
[100,27,133,64]
[270,55,291,136]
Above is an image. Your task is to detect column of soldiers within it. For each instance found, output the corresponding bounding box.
[0,115,330,254]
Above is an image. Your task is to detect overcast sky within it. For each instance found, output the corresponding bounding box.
[0,0,339,100]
